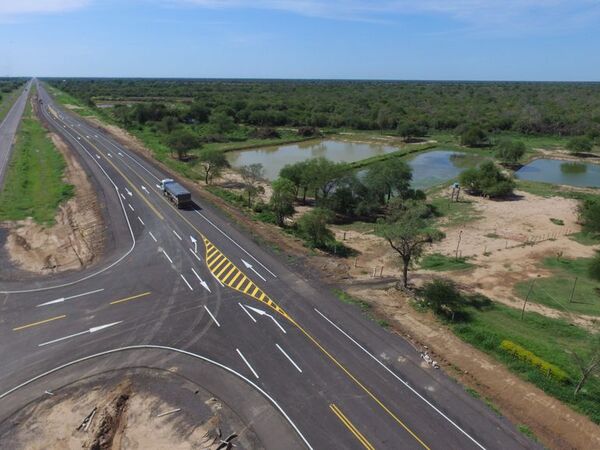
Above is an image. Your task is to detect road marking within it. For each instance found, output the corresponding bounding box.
[172,230,182,240]
[149,231,157,242]
[189,248,202,262]
[107,153,113,158]
[96,154,101,159]
[329,404,375,450]
[138,216,145,225]
[238,303,257,323]
[236,348,259,379]
[162,250,173,264]
[275,344,302,373]
[141,185,149,194]
[241,259,266,281]
[128,203,134,212]
[314,308,477,449]
[38,321,122,347]
[120,193,126,200]
[13,315,66,331]
[245,305,286,334]
[110,291,151,305]
[190,235,198,253]
[180,274,193,291]
[125,188,132,196]
[191,268,211,292]
[37,288,104,307]
[204,305,220,327]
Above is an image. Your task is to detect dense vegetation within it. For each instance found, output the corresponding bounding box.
[0,78,26,102]
[44,78,600,138]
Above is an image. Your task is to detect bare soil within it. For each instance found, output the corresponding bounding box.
[2,112,104,274]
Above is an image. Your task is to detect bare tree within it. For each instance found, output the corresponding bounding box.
[571,333,600,396]
[239,163,265,207]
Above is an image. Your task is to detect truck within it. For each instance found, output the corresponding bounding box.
[161,178,192,208]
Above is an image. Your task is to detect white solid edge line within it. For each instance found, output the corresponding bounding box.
[236,348,259,379]
[0,103,137,294]
[0,345,312,450]
[239,303,257,323]
[275,344,302,373]
[203,305,221,327]
[180,274,193,291]
[313,308,486,450]
[172,230,182,240]
[149,231,157,242]
[194,209,276,278]
[162,250,173,264]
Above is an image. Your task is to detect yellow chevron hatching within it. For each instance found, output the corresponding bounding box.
[203,238,292,322]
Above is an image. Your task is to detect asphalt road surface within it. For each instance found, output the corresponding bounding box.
[0,80,540,449]
[0,82,31,188]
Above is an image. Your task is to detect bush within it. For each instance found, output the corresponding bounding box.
[566,136,593,154]
[297,126,320,137]
[459,161,515,198]
[589,252,600,282]
[459,125,488,147]
[500,340,570,383]
[421,278,464,318]
[496,139,526,164]
[249,127,280,139]
[578,197,600,233]
[297,207,335,248]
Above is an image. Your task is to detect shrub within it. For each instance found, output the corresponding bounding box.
[249,127,280,139]
[297,207,335,248]
[421,278,464,318]
[566,136,593,154]
[589,252,600,282]
[459,125,488,147]
[496,139,526,164]
[297,126,320,137]
[500,340,570,383]
[459,161,515,198]
[578,197,600,233]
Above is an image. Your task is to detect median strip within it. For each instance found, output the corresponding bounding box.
[13,315,67,332]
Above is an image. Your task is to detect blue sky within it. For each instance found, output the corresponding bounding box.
[0,0,599,80]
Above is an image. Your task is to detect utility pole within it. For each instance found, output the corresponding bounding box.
[455,230,463,261]
[521,279,536,320]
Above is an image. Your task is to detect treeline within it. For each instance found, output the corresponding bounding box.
[0,78,27,102]
[43,78,600,137]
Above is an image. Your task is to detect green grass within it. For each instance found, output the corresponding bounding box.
[514,257,600,316]
[420,253,474,271]
[44,84,100,117]
[451,302,600,424]
[333,289,389,328]
[0,96,74,225]
[517,425,538,442]
[429,196,481,227]
[0,86,24,123]
[569,231,600,246]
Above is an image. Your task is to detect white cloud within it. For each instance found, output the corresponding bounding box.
[0,0,91,16]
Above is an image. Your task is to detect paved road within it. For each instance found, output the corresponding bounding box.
[0,82,31,188]
[0,80,540,449]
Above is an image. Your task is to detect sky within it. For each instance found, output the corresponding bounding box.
[0,0,599,81]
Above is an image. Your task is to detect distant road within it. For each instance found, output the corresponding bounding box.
[0,81,31,189]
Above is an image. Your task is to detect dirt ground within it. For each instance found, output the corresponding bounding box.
[2,373,258,450]
[2,105,104,274]
[74,114,600,449]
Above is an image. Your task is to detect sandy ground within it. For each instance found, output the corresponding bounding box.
[3,374,258,450]
[331,189,599,327]
[2,105,104,274]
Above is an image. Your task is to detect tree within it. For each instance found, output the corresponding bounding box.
[589,252,600,282]
[421,278,464,319]
[159,115,179,134]
[567,136,593,154]
[459,125,488,147]
[578,197,600,233]
[209,111,236,133]
[496,139,526,165]
[397,121,428,141]
[571,333,600,396]
[239,163,265,207]
[166,128,201,160]
[459,161,515,198]
[376,107,394,131]
[197,148,228,184]
[364,158,412,204]
[297,208,335,248]
[377,201,444,288]
[269,178,296,227]
[310,158,348,202]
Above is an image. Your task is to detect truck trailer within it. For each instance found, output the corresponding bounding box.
[161,179,192,208]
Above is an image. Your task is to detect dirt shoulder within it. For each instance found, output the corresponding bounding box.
[73,114,600,449]
[1,104,104,275]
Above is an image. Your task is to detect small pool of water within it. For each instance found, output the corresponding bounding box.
[516,159,600,188]
[408,151,484,190]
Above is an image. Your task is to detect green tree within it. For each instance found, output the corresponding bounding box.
[297,208,335,248]
[460,125,488,147]
[166,128,201,160]
[459,161,515,198]
[589,252,600,282]
[397,121,428,141]
[377,201,444,288]
[364,158,412,204]
[496,139,526,165]
[159,115,179,134]
[209,111,236,133]
[310,158,348,202]
[567,136,593,154]
[239,163,265,207]
[421,278,464,319]
[269,178,296,227]
[578,197,600,233]
[197,148,228,184]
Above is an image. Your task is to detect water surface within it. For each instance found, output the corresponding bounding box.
[516,159,600,188]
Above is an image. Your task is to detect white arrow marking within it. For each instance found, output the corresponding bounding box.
[125,188,132,197]
[94,135,99,138]
[38,321,122,347]
[95,154,101,159]
[245,305,286,333]
[107,153,113,158]
[191,268,211,293]
[156,184,161,189]
[241,259,266,281]
[37,288,104,307]
[86,135,90,138]
[190,236,198,253]
[118,152,123,156]
[141,186,149,194]
[204,305,220,327]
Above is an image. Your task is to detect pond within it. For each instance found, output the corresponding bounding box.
[515,159,600,188]
[227,140,484,188]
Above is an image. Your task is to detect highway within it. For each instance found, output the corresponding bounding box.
[0,82,31,188]
[0,80,539,449]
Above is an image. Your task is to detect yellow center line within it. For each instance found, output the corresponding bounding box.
[110,291,152,305]
[330,404,375,450]
[13,315,67,332]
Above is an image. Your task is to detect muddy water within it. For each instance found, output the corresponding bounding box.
[516,159,600,188]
